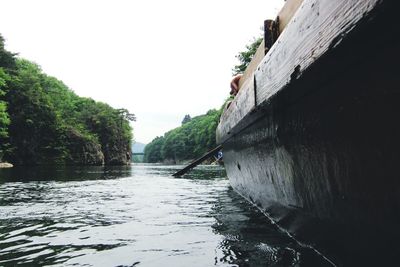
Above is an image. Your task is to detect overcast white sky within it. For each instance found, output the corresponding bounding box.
[0,0,284,143]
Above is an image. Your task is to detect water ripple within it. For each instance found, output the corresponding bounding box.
[0,164,329,266]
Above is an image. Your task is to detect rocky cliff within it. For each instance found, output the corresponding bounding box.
[65,129,104,165]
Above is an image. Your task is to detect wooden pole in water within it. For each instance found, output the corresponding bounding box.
[172,145,222,177]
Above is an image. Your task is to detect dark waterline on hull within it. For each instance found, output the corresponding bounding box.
[0,164,330,266]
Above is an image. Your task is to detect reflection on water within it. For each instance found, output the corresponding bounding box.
[0,165,132,182]
[0,164,329,266]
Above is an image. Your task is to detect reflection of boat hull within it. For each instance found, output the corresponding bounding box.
[217,0,400,264]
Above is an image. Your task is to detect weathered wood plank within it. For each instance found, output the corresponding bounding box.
[234,0,304,92]
[238,40,265,89]
[172,145,222,177]
[277,0,304,34]
[217,0,383,145]
[216,77,255,144]
[255,0,381,105]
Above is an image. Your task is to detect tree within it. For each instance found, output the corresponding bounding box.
[0,35,14,160]
[0,68,10,140]
[144,136,165,163]
[5,59,65,164]
[181,114,191,125]
[143,108,222,163]
[117,108,136,122]
[0,33,134,166]
[0,35,16,70]
[232,37,263,75]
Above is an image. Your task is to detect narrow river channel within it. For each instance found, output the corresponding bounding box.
[0,164,329,266]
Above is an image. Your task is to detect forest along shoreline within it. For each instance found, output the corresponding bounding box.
[0,34,134,167]
[143,111,223,165]
[1,29,259,167]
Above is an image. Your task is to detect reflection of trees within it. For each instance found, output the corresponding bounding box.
[179,166,226,180]
[0,165,132,183]
[210,187,330,266]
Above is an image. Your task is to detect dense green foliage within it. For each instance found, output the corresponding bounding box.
[144,109,222,163]
[0,35,14,159]
[0,69,10,140]
[0,34,133,165]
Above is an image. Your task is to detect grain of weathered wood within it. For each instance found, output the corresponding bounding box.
[172,145,222,177]
[238,40,265,89]
[277,0,304,34]
[216,77,255,144]
[256,0,380,105]
[217,0,382,145]
[238,18,279,90]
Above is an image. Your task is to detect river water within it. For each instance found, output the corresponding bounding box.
[0,164,330,266]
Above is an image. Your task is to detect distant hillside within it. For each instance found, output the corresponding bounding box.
[132,142,146,153]
[143,109,222,163]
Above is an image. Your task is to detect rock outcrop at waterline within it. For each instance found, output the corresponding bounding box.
[0,162,13,168]
[65,129,131,166]
[4,130,131,166]
[65,129,105,165]
[104,144,131,165]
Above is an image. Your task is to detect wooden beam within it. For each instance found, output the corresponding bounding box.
[256,0,381,105]
[238,40,266,89]
[217,20,276,143]
[217,77,256,143]
[237,0,303,91]
[264,19,278,54]
[217,0,383,144]
[277,0,304,34]
[172,145,222,177]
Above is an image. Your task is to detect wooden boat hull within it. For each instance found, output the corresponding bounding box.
[217,0,400,264]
